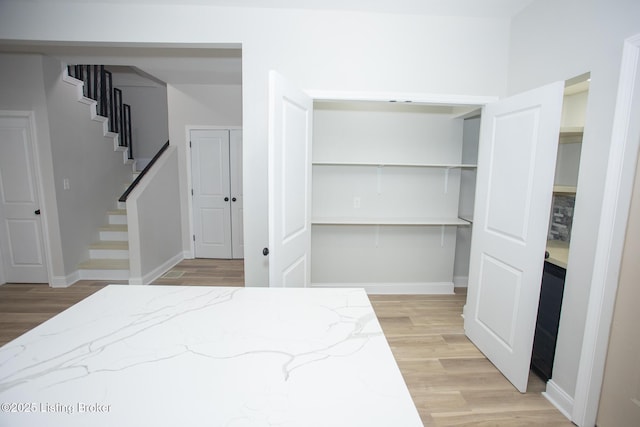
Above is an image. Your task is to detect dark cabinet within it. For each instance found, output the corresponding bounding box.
[531,261,566,381]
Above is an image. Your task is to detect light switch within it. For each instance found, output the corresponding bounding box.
[63,178,70,190]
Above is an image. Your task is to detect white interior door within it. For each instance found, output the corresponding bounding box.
[191,129,232,259]
[0,115,48,283]
[464,82,564,392]
[230,129,244,259]
[267,71,313,287]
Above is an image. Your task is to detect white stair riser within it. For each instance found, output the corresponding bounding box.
[108,214,127,225]
[117,201,126,210]
[100,230,129,241]
[89,248,129,259]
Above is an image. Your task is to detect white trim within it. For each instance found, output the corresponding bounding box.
[572,33,640,427]
[129,251,184,286]
[306,90,498,106]
[126,195,142,281]
[543,380,574,420]
[0,110,53,285]
[310,282,455,295]
[50,274,75,288]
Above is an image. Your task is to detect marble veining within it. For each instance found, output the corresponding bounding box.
[0,285,422,426]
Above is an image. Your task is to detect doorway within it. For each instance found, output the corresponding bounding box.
[190,128,244,259]
[0,113,49,284]
[530,75,588,383]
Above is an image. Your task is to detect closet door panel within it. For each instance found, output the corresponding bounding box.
[191,129,232,259]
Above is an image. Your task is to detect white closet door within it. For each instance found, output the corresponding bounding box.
[0,116,48,283]
[267,71,313,287]
[191,129,232,259]
[464,81,564,392]
[230,130,244,259]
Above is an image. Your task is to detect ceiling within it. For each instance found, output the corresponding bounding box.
[22,0,535,18]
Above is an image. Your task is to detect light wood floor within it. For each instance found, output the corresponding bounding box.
[0,259,573,426]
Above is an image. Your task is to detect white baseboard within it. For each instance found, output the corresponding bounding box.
[50,271,80,288]
[50,276,72,288]
[129,252,184,286]
[543,379,574,421]
[310,282,455,295]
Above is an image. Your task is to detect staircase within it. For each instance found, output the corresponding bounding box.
[77,202,130,280]
[64,64,138,282]
[75,138,170,282]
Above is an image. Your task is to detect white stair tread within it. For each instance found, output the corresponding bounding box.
[99,224,128,232]
[78,259,129,270]
[89,241,128,250]
[108,209,127,216]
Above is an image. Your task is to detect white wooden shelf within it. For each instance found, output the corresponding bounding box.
[553,185,577,194]
[312,161,477,168]
[312,217,471,226]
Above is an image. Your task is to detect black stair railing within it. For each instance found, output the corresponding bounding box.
[68,65,133,160]
[119,141,170,203]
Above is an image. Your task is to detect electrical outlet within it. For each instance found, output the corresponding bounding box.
[353,197,361,208]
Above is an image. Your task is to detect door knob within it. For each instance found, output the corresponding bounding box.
[224,197,229,202]
[34,209,41,215]
[232,197,237,202]
[263,248,269,256]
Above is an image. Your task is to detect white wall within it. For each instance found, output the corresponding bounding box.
[41,55,135,276]
[116,84,169,165]
[561,90,588,128]
[126,146,182,285]
[166,83,242,258]
[0,53,65,283]
[508,0,640,412]
[0,1,512,286]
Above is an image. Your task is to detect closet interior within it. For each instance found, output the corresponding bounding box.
[310,100,480,293]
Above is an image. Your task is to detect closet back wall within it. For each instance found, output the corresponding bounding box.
[311,102,466,292]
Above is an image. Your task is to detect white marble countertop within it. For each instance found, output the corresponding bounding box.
[0,285,422,427]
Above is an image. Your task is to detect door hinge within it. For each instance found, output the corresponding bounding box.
[191,189,194,196]
[193,235,195,242]
[189,141,192,147]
